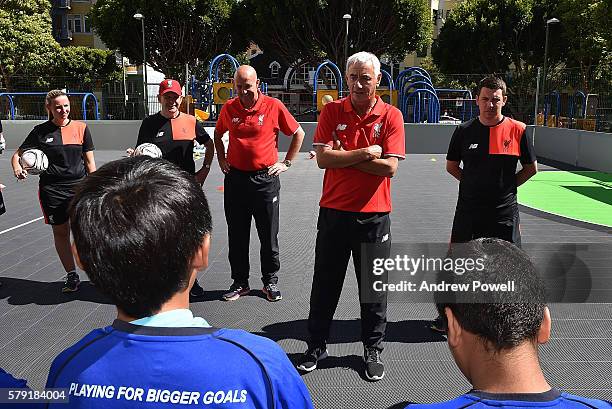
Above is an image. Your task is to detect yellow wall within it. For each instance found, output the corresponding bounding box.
[65,1,97,48]
[69,1,91,14]
[70,35,94,47]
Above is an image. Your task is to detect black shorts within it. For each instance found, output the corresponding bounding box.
[38,179,81,226]
[450,205,521,247]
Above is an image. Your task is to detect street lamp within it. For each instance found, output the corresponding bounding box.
[343,14,351,74]
[542,18,560,98]
[133,12,148,116]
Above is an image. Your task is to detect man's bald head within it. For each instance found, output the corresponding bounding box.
[233,65,260,109]
[234,65,258,82]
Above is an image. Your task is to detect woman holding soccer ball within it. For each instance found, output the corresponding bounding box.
[11,89,96,293]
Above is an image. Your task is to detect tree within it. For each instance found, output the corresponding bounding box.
[554,0,610,89]
[52,47,121,85]
[0,0,59,88]
[431,0,556,75]
[0,0,120,91]
[431,0,611,119]
[90,0,236,80]
[232,0,432,69]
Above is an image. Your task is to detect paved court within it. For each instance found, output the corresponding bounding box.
[0,150,610,408]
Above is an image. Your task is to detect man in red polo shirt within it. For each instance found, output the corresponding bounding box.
[214,65,304,302]
[296,52,405,381]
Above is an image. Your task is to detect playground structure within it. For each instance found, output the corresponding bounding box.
[540,90,599,131]
[0,53,607,131]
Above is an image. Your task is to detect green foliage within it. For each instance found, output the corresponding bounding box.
[431,0,610,118]
[232,0,432,68]
[433,0,609,76]
[432,0,541,74]
[0,1,121,89]
[90,0,236,80]
[53,47,122,83]
[0,0,59,86]
[555,0,609,72]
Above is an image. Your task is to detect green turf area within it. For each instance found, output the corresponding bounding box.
[518,171,612,227]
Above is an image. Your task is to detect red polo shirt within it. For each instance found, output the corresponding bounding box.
[313,95,405,213]
[215,92,300,171]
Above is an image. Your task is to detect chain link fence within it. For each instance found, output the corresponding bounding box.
[1,66,610,133]
[428,67,611,132]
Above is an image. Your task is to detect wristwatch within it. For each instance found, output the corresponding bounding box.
[283,159,292,168]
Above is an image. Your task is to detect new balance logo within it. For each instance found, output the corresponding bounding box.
[45,138,54,143]
[336,124,347,131]
[232,117,240,124]
[156,131,164,138]
[469,144,478,149]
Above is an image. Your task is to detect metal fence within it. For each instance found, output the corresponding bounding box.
[428,67,611,132]
[1,66,610,133]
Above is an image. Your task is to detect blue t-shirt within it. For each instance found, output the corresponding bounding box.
[0,367,27,388]
[407,390,611,408]
[46,320,313,408]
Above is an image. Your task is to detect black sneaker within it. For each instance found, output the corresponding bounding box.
[364,347,384,381]
[430,316,447,333]
[62,271,80,293]
[189,279,204,297]
[222,282,250,301]
[296,347,328,372]
[262,283,282,302]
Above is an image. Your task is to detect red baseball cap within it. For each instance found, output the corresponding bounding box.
[159,79,183,96]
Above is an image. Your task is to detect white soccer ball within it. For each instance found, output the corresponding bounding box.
[20,149,48,175]
[134,143,163,158]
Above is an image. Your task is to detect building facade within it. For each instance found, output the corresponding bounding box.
[51,0,106,48]
[402,0,463,67]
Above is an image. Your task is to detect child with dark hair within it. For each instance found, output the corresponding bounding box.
[45,156,313,409]
[410,238,611,409]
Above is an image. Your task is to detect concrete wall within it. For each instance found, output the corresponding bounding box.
[3,120,610,172]
[529,126,612,173]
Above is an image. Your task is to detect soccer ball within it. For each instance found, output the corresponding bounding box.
[20,149,48,175]
[134,143,163,158]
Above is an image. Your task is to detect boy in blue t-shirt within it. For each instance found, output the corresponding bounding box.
[409,239,610,409]
[46,156,313,409]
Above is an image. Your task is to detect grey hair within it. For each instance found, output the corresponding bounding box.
[45,89,68,106]
[346,52,381,76]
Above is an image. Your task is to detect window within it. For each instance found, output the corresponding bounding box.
[290,63,337,87]
[68,15,82,33]
[269,61,281,78]
[84,15,91,33]
[67,14,91,34]
[432,9,438,23]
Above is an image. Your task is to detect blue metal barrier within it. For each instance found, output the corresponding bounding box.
[403,89,440,123]
[380,69,394,90]
[0,92,100,120]
[569,91,586,125]
[312,60,343,108]
[544,91,561,127]
[207,53,240,114]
